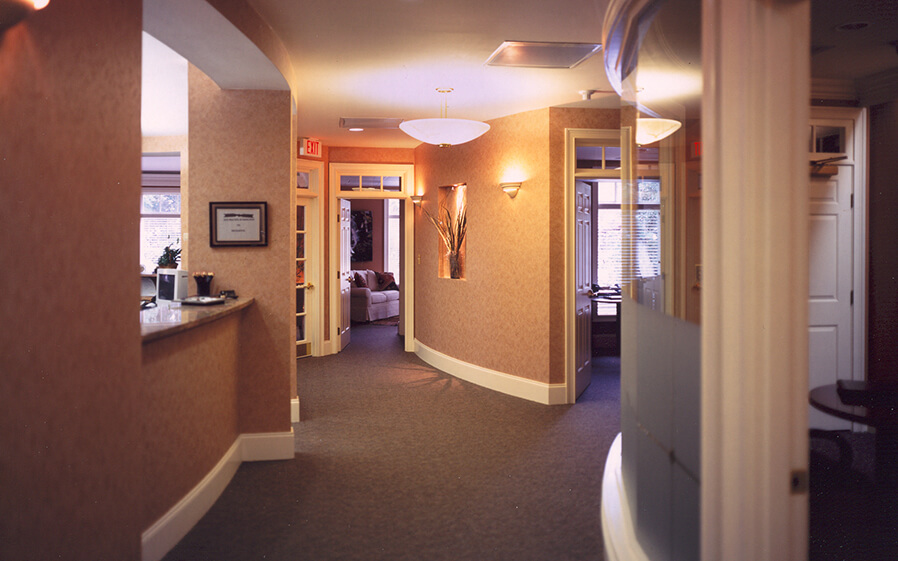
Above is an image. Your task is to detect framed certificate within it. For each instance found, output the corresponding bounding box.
[209,202,268,247]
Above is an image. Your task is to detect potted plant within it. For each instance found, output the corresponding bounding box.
[156,240,181,269]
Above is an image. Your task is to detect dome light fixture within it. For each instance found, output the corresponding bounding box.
[635,118,682,145]
[0,0,49,33]
[400,88,490,147]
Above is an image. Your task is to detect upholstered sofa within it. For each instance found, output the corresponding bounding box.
[350,269,399,322]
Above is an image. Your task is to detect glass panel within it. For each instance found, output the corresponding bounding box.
[141,192,181,214]
[597,180,621,204]
[362,175,381,190]
[383,176,402,192]
[296,205,305,231]
[297,171,309,189]
[296,315,305,341]
[340,175,360,191]
[296,234,304,259]
[387,198,400,216]
[576,145,605,169]
[295,261,305,285]
[387,217,400,274]
[605,146,622,169]
[596,208,622,287]
[140,217,180,272]
[814,125,845,153]
[635,209,661,279]
[638,179,661,204]
[296,288,304,314]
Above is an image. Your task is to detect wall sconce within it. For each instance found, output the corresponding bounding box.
[0,0,49,33]
[410,195,423,205]
[500,182,522,199]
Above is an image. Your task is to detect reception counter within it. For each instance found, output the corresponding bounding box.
[140,298,254,343]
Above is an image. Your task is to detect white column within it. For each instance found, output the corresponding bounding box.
[701,0,810,559]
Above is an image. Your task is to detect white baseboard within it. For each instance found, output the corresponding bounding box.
[240,430,295,462]
[291,397,300,423]
[601,433,649,561]
[141,429,295,561]
[414,340,566,405]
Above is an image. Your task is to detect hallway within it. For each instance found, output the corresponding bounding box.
[163,324,620,560]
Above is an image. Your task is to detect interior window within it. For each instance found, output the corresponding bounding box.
[140,188,181,272]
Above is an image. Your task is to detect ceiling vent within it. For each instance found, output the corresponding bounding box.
[339,118,404,130]
[486,41,602,69]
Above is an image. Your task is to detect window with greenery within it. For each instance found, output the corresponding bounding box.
[140,188,181,272]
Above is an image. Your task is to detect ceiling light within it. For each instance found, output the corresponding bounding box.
[636,118,682,145]
[486,41,602,69]
[399,88,490,147]
[0,0,49,33]
[349,128,364,132]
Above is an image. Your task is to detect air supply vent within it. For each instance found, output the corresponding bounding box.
[339,118,404,129]
[486,41,602,69]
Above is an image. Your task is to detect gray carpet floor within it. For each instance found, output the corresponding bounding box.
[163,323,621,561]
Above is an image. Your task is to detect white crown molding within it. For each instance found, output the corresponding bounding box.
[415,340,567,405]
[141,430,295,561]
[810,77,856,101]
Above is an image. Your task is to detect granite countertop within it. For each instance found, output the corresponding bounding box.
[140,298,254,344]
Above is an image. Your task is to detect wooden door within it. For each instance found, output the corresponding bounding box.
[339,199,352,351]
[575,180,593,398]
[808,165,854,430]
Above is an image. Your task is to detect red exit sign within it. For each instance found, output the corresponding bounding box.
[300,137,322,158]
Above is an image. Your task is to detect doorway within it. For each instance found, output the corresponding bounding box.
[328,163,416,355]
[807,106,868,430]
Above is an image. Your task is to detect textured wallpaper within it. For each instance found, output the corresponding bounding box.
[188,66,295,432]
[0,1,144,559]
[415,108,621,385]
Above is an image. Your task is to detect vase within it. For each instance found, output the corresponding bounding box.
[448,251,461,279]
[194,275,213,297]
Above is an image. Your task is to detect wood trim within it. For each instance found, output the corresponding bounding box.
[701,0,810,559]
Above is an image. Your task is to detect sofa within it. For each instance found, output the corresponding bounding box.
[350,269,399,322]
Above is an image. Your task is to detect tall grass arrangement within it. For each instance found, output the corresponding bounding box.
[421,198,466,277]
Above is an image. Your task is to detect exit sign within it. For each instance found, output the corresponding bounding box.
[300,137,322,158]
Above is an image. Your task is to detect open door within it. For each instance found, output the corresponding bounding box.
[339,198,351,350]
[575,179,593,398]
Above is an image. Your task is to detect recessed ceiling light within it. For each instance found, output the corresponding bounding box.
[486,41,602,69]
[835,21,869,32]
[349,128,364,132]
[339,117,403,129]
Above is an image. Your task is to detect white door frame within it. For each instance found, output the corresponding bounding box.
[297,158,324,357]
[326,163,416,354]
[809,106,868,387]
[564,128,622,404]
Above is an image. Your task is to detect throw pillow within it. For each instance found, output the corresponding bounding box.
[375,271,398,291]
[354,272,368,288]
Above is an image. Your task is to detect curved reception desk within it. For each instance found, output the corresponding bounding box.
[139,298,293,561]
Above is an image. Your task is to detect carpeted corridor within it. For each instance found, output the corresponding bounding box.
[163,323,621,560]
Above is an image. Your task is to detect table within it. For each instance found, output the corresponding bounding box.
[809,384,898,546]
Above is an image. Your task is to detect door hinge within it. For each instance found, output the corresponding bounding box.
[850,290,854,306]
[851,193,855,209]
[790,470,809,495]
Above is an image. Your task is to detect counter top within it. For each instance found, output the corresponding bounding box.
[141,298,254,344]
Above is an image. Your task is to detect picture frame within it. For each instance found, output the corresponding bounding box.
[209,201,268,247]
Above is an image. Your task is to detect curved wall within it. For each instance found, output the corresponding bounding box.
[414,107,620,389]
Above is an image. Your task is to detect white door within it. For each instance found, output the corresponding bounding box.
[575,180,592,398]
[808,165,854,430]
[339,199,352,350]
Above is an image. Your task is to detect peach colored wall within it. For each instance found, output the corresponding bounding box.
[349,199,385,272]
[414,108,620,385]
[415,109,553,383]
[188,65,295,431]
[141,313,242,526]
[0,1,144,559]
[206,0,296,88]
[143,135,190,269]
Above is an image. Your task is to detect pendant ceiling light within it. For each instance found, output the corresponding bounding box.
[635,118,682,145]
[400,88,490,147]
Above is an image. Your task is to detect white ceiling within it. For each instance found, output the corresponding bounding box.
[141,0,898,145]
